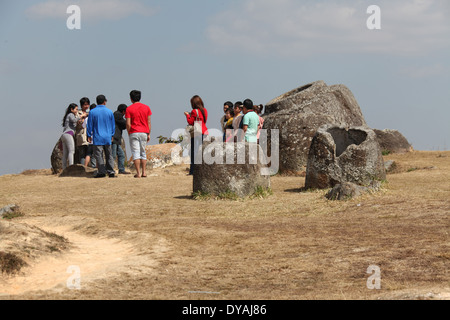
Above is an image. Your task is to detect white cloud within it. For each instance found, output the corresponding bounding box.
[206,0,450,57]
[27,0,157,21]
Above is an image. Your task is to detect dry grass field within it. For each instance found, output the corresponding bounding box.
[0,150,448,300]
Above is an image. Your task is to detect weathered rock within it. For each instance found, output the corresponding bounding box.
[263,81,367,174]
[51,138,63,175]
[193,141,271,198]
[325,182,366,200]
[325,181,381,200]
[264,81,328,115]
[305,125,386,189]
[0,204,21,218]
[384,160,397,173]
[374,129,413,154]
[128,143,182,171]
[59,164,96,177]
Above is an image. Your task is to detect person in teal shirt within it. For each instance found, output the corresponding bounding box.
[242,99,260,143]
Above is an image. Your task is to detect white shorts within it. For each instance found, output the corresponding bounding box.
[129,133,148,160]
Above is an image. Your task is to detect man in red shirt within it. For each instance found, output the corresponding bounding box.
[126,90,152,178]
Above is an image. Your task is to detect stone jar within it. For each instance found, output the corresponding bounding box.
[305,125,386,189]
[193,141,271,198]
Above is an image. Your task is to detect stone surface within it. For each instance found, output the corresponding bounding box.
[0,204,20,218]
[374,129,413,154]
[384,160,397,173]
[128,143,182,171]
[325,181,381,200]
[59,164,96,177]
[305,125,386,189]
[325,182,366,200]
[193,141,271,198]
[51,138,63,175]
[263,81,367,175]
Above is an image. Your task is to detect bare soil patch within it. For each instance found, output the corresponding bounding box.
[0,151,448,300]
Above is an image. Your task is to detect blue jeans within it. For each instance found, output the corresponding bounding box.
[112,143,126,173]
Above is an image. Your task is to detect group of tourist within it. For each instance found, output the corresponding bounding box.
[220,99,264,143]
[60,90,152,178]
[61,92,264,177]
[183,96,264,175]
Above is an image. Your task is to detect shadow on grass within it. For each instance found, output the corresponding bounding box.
[173,195,194,200]
[284,187,308,193]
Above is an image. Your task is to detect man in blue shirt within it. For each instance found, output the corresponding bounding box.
[87,95,116,178]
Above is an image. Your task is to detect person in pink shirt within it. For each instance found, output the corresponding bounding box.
[126,90,152,178]
[256,104,265,144]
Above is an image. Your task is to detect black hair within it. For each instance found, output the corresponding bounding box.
[243,99,254,110]
[226,108,235,117]
[62,103,78,127]
[130,90,141,102]
[234,101,243,108]
[117,104,127,113]
[96,95,107,105]
[257,104,264,114]
[90,104,97,111]
[224,101,233,109]
[80,97,90,107]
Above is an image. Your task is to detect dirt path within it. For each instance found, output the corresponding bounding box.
[0,217,165,297]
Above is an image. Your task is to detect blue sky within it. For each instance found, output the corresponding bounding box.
[0,0,449,175]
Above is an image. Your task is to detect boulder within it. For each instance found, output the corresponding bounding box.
[326,182,366,200]
[51,138,63,175]
[374,129,413,154]
[305,125,386,189]
[128,143,182,171]
[59,164,96,177]
[384,160,397,173]
[263,81,367,175]
[193,141,271,198]
[325,181,381,200]
[0,204,21,218]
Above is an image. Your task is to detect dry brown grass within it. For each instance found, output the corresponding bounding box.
[0,252,27,275]
[0,150,448,300]
[0,218,68,276]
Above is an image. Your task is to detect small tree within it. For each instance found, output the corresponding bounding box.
[157,135,184,145]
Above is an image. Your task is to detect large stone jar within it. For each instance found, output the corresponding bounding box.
[263,81,367,175]
[193,141,271,198]
[305,125,386,189]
